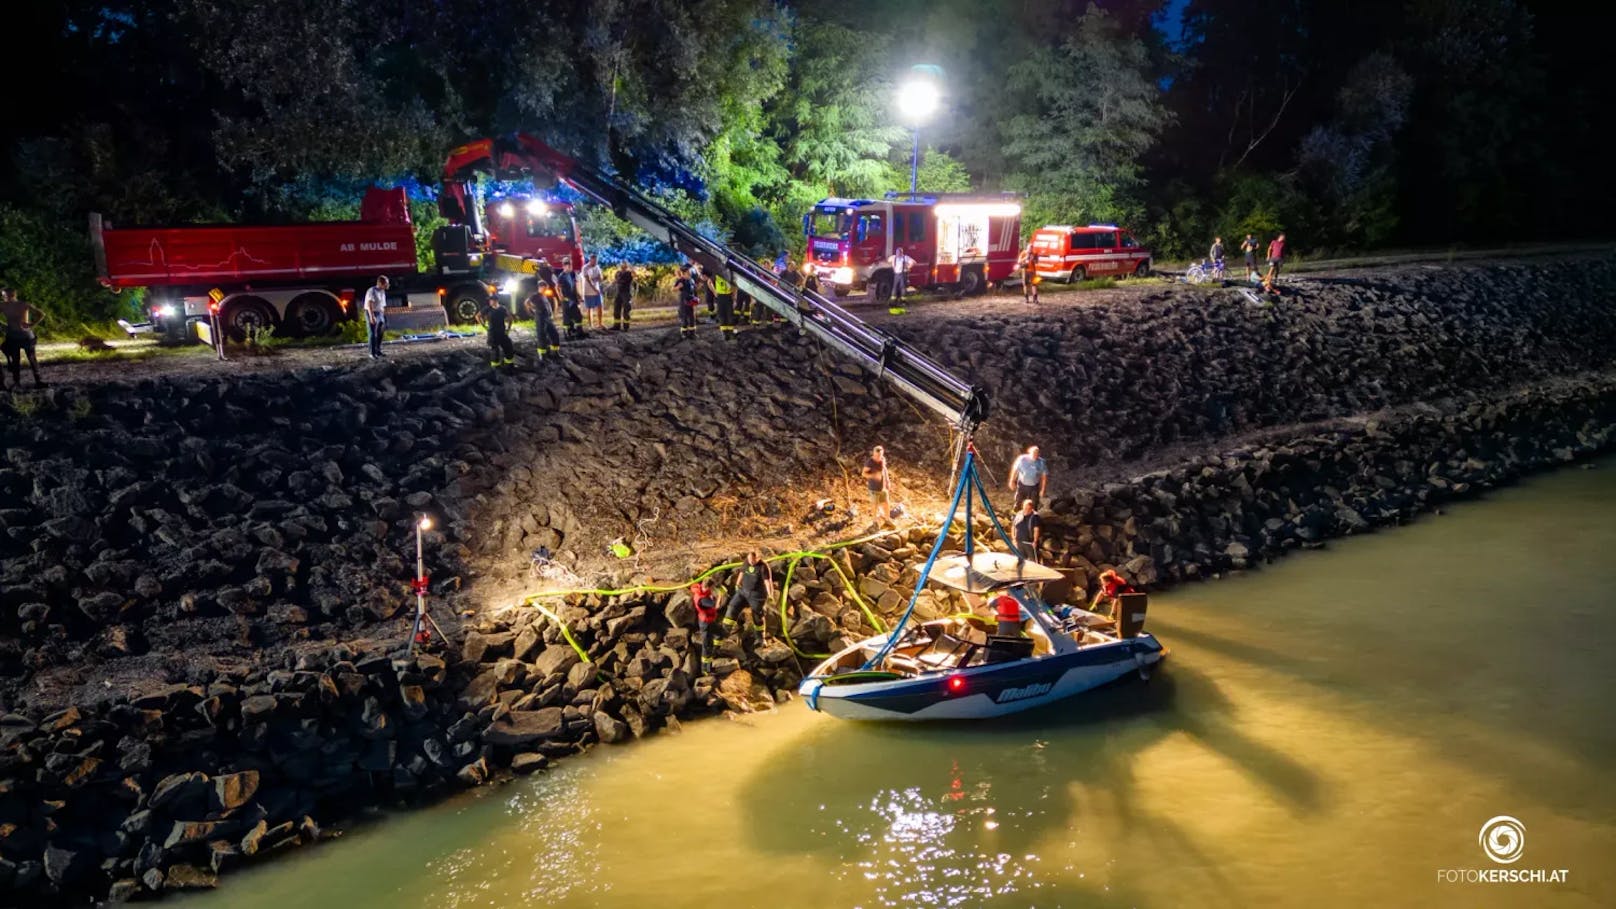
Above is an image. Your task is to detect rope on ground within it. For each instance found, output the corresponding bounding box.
[510,526,915,662]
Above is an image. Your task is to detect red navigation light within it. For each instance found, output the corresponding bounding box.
[946,675,966,695]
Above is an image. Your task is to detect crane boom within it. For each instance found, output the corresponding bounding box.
[442,134,989,434]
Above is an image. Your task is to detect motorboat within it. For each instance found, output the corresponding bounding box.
[798,445,1167,721]
[799,551,1166,720]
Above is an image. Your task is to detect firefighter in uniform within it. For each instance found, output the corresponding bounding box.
[723,550,775,639]
[675,263,699,338]
[524,284,561,357]
[480,293,515,366]
[713,271,736,336]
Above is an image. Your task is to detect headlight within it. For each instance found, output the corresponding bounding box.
[831,267,854,285]
[498,202,515,220]
[501,278,520,295]
[526,199,547,216]
[157,304,178,318]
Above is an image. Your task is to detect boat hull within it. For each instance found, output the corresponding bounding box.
[799,634,1166,721]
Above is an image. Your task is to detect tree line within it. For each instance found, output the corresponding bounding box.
[2,0,1606,331]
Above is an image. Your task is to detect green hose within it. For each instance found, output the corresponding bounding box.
[514,527,913,663]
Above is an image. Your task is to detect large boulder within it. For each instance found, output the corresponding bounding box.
[481,708,566,747]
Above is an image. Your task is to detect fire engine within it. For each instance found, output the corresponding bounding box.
[92,144,585,339]
[804,193,1022,299]
[1028,224,1152,283]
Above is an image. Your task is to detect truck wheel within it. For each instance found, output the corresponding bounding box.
[1067,266,1087,285]
[224,298,275,341]
[870,275,893,303]
[957,268,984,296]
[287,295,338,336]
[447,290,484,324]
[1134,261,1151,278]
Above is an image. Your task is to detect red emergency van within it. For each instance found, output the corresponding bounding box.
[1029,225,1152,283]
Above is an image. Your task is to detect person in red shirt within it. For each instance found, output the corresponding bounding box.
[1264,232,1287,289]
[1088,569,1137,618]
[690,579,720,673]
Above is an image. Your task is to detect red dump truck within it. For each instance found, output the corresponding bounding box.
[92,184,582,340]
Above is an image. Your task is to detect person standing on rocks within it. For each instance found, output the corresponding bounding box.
[558,256,585,339]
[1,288,46,389]
[534,258,561,318]
[611,262,635,331]
[524,284,561,357]
[691,578,721,673]
[1210,236,1225,279]
[712,269,737,337]
[479,294,515,366]
[1006,445,1048,510]
[581,254,607,330]
[723,550,775,639]
[1265,233,1286,289]
[363,275,389,359]
[1240,233,1258,280]
[675,263,699,338]
[862,445,895,527]
[1012,499,1042,561]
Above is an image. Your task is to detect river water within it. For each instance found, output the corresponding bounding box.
[182,461,1616,908]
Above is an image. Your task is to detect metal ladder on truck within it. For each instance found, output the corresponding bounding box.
[442,134,992,445]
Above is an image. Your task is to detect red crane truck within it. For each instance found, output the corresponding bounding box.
[92,166,582,340]
[804,192,1022,300]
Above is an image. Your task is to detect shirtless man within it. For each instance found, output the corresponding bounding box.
[1,288,45,389]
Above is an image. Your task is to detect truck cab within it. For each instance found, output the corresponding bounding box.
[1030,225,1152,283]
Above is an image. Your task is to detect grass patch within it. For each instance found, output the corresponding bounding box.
[36,340,207,365]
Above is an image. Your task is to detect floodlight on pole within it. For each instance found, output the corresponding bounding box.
[409,513,442,654]
[896,73,941,200]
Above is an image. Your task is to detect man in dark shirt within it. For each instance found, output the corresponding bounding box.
[480,294,514,366]
[558,256,584,339]
[611,263,634,331]
[1012,499,1041,561]
[524,285,561,357]
[723,550,775,639]
[676,263,699,338]
[1,288,45,389]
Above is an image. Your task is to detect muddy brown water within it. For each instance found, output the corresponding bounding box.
[179,460,1616,908]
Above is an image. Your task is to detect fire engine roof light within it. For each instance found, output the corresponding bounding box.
[896,79,940,123]
[1087,224,1119,229]
[933,202,1022,218]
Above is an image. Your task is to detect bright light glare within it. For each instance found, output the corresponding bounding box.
[157,305,178,318]
[526,198,547,216]
[933,203,1022,217]
[896,80,940,122]
[831,266,855,285]
[501,277,520,295]
[418,516,433,531]
[498,202,516,219]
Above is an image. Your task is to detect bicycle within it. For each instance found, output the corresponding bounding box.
[1184,258,1226,285]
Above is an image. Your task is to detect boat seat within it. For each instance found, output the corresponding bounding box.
[916,633,973,670]
[984,634,1035,664]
